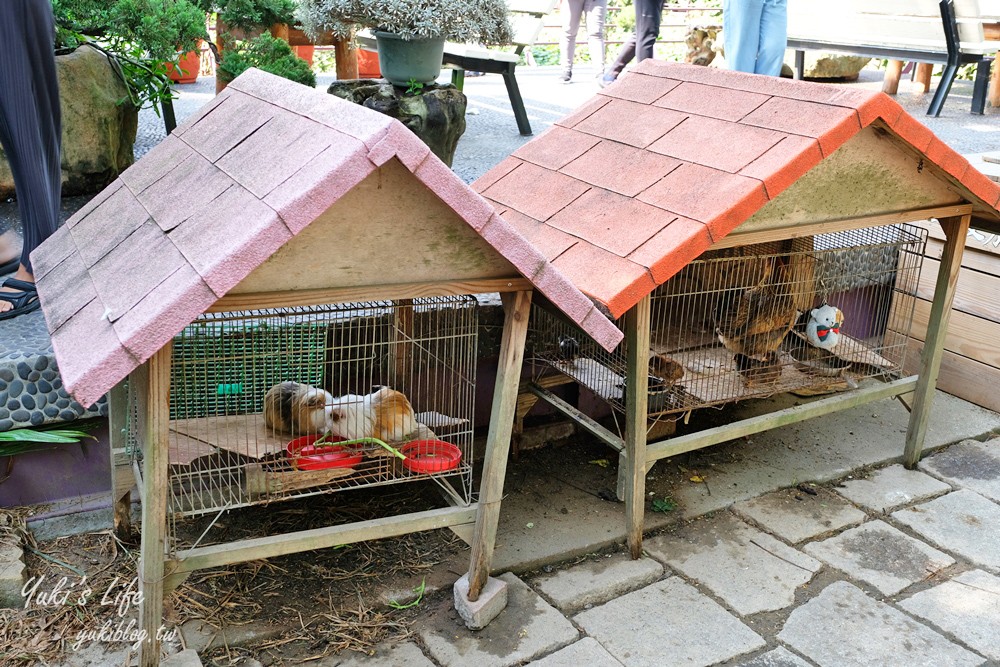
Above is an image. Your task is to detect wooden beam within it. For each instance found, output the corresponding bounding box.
[714,204,974,250]
[527,383,625,452]
[883,59,904,94]
[905,213,972,467]
[169,505,477,574]
[622,295,651,559]
[915,63,933,92]
[210,277,532,312]
[108,381,131,538]
[466,290,532,601]
[136,344,173,667]
[645,377,919,466]
[334,37,359,80]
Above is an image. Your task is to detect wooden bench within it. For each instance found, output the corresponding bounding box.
[786,0,998,116]
[442,0,558,135]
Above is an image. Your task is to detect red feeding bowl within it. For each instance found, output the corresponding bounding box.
[401,440,462,473]
[287,434,363,471]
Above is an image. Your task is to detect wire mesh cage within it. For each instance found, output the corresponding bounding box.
[125,296,479,539]
[530,225,927,419]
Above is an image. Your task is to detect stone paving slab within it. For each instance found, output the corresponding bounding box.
[644,513,821,615]
[317,641,436,666]
[0,536,25,608]
[525,637,624,666]
[835,464,951,513]
[419,573,579,667]
[892,489,1000,572]
[777,581,985,667]
[736,647,813,667]
[733,487,867,544]
[899,569,1000,661]
[921,439,1000,502]
[573,577,765,667]
[531,553,663,614]
[802,520,955,595]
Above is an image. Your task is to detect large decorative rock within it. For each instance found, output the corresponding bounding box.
[0,44,138,199]
[783,53,871,80]
[327,80,466,167]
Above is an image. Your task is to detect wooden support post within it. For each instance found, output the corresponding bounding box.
[883,60,905,94]
[915,63,933,92]
[466,290,531,601]
[903,214,970,468]
[269,22,290,41]
[622,295,650,559]
[391,299,414,384]
[136,344,173,667]
[334,37,359,80]
[108,381,131,538]
[215,17,227,94]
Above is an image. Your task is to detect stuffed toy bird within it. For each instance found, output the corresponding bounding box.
[806,304,843,349]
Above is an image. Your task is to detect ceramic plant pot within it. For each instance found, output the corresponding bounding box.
[357,48,382,78]
[167,47,202,84]
[374,31,445,86]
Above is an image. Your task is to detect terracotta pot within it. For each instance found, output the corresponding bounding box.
[294,45,315,67]
[166,48,201,84]
[357,48,381,78]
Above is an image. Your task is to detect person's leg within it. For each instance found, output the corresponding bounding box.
[635,0,664,62]
[560,0,585,79]
[607,33,637,77]
[755,0,787,75]
[584,0,608,73]
[723,0,765,73]
[0,0,60,281]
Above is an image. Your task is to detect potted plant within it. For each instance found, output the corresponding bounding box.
[295,0,513,86]
[216,32,317,87]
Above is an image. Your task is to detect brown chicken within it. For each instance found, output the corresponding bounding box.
[649,353,684,384]
[714,255,798,384]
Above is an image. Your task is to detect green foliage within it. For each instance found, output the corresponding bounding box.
[217,33,317,86]
[388,578,426,609]
[405,78,424,95]
[52,0,208,111]
[651,496,678,513]
[196,0,297,33]
[0,425,97,458]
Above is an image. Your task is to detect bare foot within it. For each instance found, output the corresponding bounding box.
[0,265,34,315]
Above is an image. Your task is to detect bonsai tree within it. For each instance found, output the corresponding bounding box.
[217,33,317,86]
[52,0,209,112]
[295,0,513,44]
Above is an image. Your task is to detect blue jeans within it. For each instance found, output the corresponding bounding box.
[723,0,787,75]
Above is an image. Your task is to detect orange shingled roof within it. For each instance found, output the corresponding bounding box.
[474,60,1000,320]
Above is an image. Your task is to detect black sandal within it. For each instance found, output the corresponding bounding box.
[0,277,40,320]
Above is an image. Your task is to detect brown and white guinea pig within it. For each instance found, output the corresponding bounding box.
[327,386,418,442]
[263,381,334,435]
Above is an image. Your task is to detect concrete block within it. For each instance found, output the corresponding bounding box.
[422,573,578,667]
[453,573,509,630]
[736,647,812,667]
[160,648,203,667]
[900,569,1000,661]
[733,487,867,544]
[328,641,435,666]
[803,520,955,595]
[778,582,984,667]
[921,439,1000,502]
[525,637,624,666]
[0,537,26,609]
[531,553,663,614]
[836,464,951,513]
[644,513,821,615]
[574,577,765,666]
[893,489,1000,572]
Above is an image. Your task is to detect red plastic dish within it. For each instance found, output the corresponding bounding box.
[287,434,363,471]
[401,440,462,473]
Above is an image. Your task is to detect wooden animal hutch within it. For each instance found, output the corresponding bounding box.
[31,70,623,665]
[474,60,1000,558]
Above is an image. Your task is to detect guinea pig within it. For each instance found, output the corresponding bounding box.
[327,386,418,442]
[263,381,334,435]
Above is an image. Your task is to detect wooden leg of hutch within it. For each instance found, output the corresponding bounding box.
[136,344,173,667]
[903,213,970,468]
[108,381,132,538]
[466,290,532,601]
[623,295,651,559]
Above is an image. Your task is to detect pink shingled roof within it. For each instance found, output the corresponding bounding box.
[32,69,624,408]
[474,60,1000,320]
